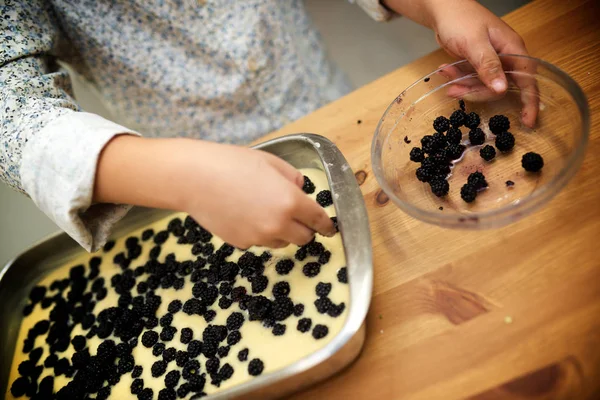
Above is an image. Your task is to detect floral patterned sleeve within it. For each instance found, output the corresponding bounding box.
[0,1,138,252]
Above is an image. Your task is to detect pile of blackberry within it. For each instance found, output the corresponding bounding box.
[11,191,348,399]
[409,101,544,203]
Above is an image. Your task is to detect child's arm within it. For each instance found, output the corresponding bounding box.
[94,136,335,249]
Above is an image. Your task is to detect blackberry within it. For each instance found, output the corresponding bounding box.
[10,376,29,397]
[38,376,54,397]
[488,114,510,134]
[130,379,144,395]
[71,335,86,351]
[302,262,321,277]
[464,112,480,129]
[227,330,242,346]
[433,116,450,133]
[141,229,154,241]
[103,240,116,252]
[306,241,325,256]
[495,132,515,152]
[468,172,488,190]
[22,304,33,317]
[450,109,467,127]
[158,388,177,400]
[480,145,496,161]
[153,342,165,356]
[151,360,167,377]
[446,127,462,145]
[272,324,286,336]
[275,259,294,275]
[237,348,249,362]
[248,296,272,321]
[142,330,159,348]
[28,347,42,364]
[34,319,50,335]
[447,143,466,160]
[230,286,247,302]
[331,216,339,232]
[29,286,46,304]
[315,282,332,297]
[295,246,308,261]
[314,297,332,314]
[460,184,478,203]
[218,297,232,310]
[312,324,329,339]
[421,157,437,171]
[522,152,544,172]
[118,354,135,374]
[429,178,449,197]
[173,278,184,290]
[149,246,161,260]
[205,358,219,375]
[459,99,466,111]
[44,354,58,368]
[469,128,486,145]
[506,180,515,187]
[177,384,191,399]
[187,375,206,392]
[168,300,182,314]
[160,313,174,327]
[132,365,143,378]
[219,363,234,381]
[421,135,434,153]
[160,326,177,342]
[431,132,447,150]
[217,346,230,358]
[226,312,245,331]
[297,318,312,333]
[302,176,316,194]
[318,250,331,265]
[183,299,204,315]
[165,370,181,388]
[139,388,154,400]
[251,275,269,293]
[145,316,158,329]
[188,340,203,358]
[328,302,346,317]
[409,147,425,162]
[294,303,305,317]
[154,230,169,245]
[337,267,348,284]
[416,167,433,183]
[180,328,193,344]
[316,190,333,207]
[248,359,264,376]
[272,281,291,298]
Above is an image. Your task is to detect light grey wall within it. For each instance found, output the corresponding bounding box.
[0,0,530,266]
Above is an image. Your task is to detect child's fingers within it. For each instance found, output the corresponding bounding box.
[262,151,304,188]
[462,36,508,94]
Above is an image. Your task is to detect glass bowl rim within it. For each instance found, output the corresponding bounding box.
[371,54,590,227]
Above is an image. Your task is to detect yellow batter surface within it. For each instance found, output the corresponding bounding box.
[6,169,348,399]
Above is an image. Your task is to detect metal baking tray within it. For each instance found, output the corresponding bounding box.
[0,134,373,399]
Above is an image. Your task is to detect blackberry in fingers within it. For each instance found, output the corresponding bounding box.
[469,128,486,145]
[433,116,450,133]
[495,131,515,152]
[480,145,496,161]
[488,114,510,134]
[522,152,544,172]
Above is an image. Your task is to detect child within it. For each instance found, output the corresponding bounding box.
[0,0,528,251]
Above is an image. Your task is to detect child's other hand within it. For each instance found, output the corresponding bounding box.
[429,0,538,127]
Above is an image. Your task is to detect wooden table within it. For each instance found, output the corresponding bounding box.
[258,0,600,398]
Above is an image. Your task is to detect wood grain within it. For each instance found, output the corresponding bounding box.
[254,0,600,398]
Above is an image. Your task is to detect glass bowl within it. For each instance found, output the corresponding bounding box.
[371,54,589,228]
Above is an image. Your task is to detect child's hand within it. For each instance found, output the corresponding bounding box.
[94,136,335,249]
[180,143,335,249]
[429,0,527,93]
